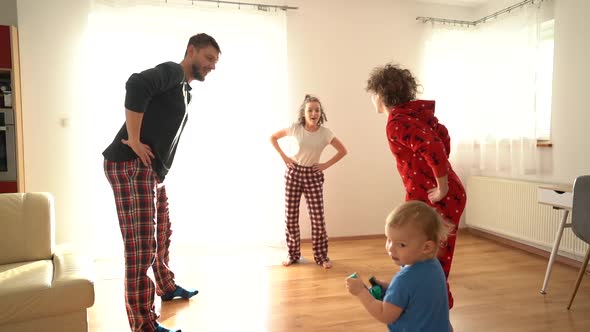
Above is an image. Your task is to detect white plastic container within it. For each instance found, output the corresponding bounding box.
[3,91,11,107]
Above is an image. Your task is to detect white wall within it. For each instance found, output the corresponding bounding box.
[12,0,474,252]
[0,0,17,26]
[18,0,590,250]
[16,0,92,251]
[549,0,590,184]
[285,0,474,238]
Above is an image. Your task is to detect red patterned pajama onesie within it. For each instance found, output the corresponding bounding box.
[386,100,467,309]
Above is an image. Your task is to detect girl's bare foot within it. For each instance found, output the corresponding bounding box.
[282,258,298,266]
[322,260,332,269]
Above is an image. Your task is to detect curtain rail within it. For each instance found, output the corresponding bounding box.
[170,0,298,11]
[416,0,545,26]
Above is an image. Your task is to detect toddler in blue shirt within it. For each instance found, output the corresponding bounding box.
[346,200,453,332]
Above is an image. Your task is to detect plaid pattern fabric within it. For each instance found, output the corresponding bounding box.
[284,164,329,265]
[104,158,177,331]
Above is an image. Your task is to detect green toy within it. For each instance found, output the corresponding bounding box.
[348,273,384,300]
[368,276,384,300]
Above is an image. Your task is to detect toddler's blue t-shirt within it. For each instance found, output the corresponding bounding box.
[383,258,450,332]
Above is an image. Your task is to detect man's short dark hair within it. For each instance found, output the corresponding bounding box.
[185,33,221,56]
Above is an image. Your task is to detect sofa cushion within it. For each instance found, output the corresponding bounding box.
[0,193,54,265]
[0,255,94,325]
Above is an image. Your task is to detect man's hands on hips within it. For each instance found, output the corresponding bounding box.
[121,139,155,167]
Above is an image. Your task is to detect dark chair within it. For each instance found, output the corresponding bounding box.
[567,175,590,309]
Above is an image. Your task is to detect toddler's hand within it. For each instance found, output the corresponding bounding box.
[346,275,366,296]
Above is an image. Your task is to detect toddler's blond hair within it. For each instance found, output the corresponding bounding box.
[386,201,451,248]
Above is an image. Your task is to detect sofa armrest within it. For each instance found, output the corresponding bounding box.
[51,244,95,310]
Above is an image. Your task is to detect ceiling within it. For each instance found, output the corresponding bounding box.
[415,0,489,7]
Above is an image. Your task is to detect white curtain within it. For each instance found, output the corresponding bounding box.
[78,0,289,257]
[421,2,549,180]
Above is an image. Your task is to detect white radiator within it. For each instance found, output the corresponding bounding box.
[465,176,588,260]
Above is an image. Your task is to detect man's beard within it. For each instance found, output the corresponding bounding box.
[191,63,205,81]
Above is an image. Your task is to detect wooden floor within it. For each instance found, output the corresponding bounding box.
[88,231,590,331]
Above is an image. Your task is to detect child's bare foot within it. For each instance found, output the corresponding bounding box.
[322,260,332,269]
[282,258,298,266]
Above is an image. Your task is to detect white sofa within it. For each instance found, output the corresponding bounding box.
[0,192,95,332]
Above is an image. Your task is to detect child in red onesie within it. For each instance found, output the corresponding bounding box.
[366,63,466,309]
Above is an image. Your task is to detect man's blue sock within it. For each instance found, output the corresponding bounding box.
[155,323,181,332]
[161,284,198,301]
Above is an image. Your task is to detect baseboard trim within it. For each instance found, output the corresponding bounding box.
[467,227,590,272]
[301,234,385,243]
[316,229,473,243]
[325,228,589,272]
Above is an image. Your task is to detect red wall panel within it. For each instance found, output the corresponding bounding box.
[0,181,18,193]
[0,25,11,69]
